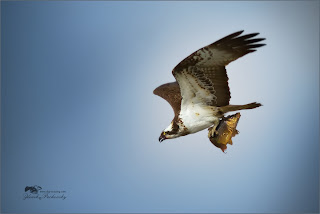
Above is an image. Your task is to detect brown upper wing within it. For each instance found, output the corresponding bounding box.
[174,30,266,70]
[173,31,265,107]
[153,82,182,117]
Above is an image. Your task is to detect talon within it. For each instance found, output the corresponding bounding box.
[208,118,220,138]
[208,127,218,138]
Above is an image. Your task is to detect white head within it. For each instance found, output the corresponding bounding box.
[158,121,182,142]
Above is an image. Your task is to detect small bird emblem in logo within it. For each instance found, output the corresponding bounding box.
[25,185,42,194]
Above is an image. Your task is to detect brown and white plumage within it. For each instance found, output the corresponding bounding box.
[154,30,265,142]
[153,82,182,119]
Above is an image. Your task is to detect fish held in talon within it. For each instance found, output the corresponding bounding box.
[209,113,241,152]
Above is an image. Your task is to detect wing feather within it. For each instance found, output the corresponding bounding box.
[174,30,266,70]
[153,82,182,117]
[175,66,230,106]
[173,31,265,107]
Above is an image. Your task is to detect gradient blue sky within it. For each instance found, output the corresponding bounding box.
[1,1,319,213]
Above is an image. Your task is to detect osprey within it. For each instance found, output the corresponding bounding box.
[154,30,265,142]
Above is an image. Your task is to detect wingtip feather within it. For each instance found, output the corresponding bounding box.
[236,30,245,35]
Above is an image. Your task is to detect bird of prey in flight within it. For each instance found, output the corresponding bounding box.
[154,30,265,143]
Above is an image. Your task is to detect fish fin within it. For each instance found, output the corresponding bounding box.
[209,138,228,152]
[232,129,239,137]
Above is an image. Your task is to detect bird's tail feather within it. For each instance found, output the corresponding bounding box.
[219,102,262,113]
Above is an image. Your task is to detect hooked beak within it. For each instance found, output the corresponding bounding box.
[159,135,166,143]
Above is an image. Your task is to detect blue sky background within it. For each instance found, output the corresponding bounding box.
[1,1,319,213]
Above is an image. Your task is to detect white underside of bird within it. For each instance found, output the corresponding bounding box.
[173,70,220,134]
[179,104,219,134]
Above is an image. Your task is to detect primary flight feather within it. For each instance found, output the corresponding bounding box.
[154,30,265,143]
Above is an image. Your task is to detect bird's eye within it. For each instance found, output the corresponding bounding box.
[163,132,166,135]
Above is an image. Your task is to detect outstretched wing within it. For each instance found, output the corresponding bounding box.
[173,30,265,107]
[153,82,182,117]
